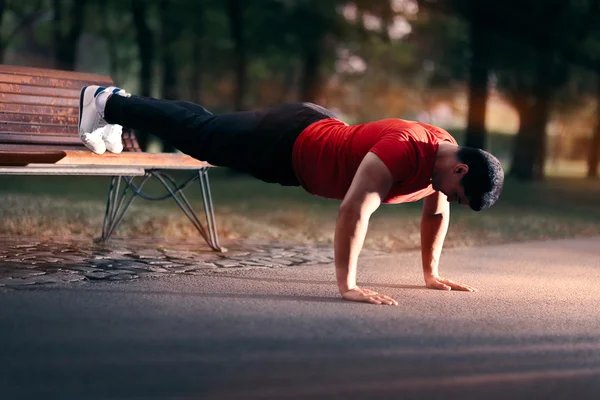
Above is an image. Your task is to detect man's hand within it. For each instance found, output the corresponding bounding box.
[341,287,399,305]
[425,275,478,292]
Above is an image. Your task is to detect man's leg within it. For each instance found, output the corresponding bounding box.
[101,94,334,186]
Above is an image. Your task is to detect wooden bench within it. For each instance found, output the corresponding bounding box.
[0,65,223,251]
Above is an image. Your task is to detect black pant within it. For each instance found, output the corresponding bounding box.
[105,95,336,186]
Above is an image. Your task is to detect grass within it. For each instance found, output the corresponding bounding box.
[1,168,600,252]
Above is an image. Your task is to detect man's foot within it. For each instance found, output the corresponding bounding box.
[78,86,130,154]
[78,85,107,154]
[99,87,130,154]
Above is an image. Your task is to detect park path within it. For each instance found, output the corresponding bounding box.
[1,236,600,399]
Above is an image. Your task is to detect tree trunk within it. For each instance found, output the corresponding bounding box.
[191,3,204,105]
[53,0,86,71]
[464,0,488,150]
[300,41,322,103]
[227,0,246,111]
[0,0,6,63]
[588,76,600,179]
[130,0,154,151]
[159,0,178,152]
[160,0,178,101]
[510,52,552,181]
[510,96,535,181]
[100,1,118,81]
[132,0,153,97]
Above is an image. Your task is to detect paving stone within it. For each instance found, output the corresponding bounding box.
[69,266,100,274]
[146,260,176,266]
[12,244,38,249]
[168,266,198,274]
[32,272,86,285]
[163,251,198,259]
[143,266,169,273]
[239,260,266,266]
[283,257,306,263]
[214,261,241,268]
[269,258,294,266]
[135,271,164,279]
[109,274,137,281]
[0,278,37,286]
[183,263,216,270]
[84,271,117,280]
[136,250,166,259]
[2,270,46,279]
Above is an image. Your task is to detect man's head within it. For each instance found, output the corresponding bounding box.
[432,145,504,211]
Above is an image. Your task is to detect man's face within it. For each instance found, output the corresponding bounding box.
[433,163,470,207]
[443,183,469,207]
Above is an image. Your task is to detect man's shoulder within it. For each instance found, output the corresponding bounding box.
[413,121,457,144]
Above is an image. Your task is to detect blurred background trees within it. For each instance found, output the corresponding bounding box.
[3,0,600,181]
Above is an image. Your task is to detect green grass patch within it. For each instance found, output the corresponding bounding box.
[1,169,599,252]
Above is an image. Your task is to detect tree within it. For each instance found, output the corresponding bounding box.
[226,0,246,110]
[464,0,488,150]
[52,0,87,71]
[589,79,600,178]
[131,0,154,97]
[0,0,44,63]
[190,1,206,105]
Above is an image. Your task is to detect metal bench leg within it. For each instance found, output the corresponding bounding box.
[101,175,150,242]
[199,168,223,252]
[149,169,224,252]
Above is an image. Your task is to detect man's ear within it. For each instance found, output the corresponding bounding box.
[454,163,469,176]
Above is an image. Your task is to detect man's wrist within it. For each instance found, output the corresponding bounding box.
[337,283,357,294]
[423,271,439,281]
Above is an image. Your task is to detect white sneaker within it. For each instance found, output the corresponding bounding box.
[98,87,130,154]
[78,85,108,154]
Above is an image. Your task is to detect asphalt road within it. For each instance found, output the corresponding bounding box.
[1,237,600,400]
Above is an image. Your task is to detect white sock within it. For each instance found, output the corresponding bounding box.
[95,90,112,117]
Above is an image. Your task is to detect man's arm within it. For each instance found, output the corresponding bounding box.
[335,152,398,305]
[421,192,478,292]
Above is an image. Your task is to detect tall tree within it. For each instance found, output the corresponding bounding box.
[589,79,600,178]
[464,0,488,150]
[52,0,87,70]
[0,0,44,63]
[131,0,153,98]
[226,0,246,110]
[191,1,206,105]
[159,0,180,152]
[159,0,178,101]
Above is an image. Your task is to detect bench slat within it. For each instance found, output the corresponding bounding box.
[0,103,77,116]
[0,73,111,91]
[0,133,82,145]
[0,83,79,98]
[0,65,113,82]
[0,143,86,151]
[0,149,211,169]
[0,93,78,107]
[0,123,75,135]
[57,150,211,169]
[0,113,77,125]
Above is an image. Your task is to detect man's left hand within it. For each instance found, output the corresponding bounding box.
[425,275,478,292]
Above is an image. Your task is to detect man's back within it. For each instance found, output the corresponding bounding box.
[292,118,457,203]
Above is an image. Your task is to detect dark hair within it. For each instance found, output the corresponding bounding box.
[457,147,504,211]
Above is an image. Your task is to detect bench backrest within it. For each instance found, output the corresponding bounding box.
[0,65,140,152]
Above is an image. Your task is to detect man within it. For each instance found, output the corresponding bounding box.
[79,86,504,306]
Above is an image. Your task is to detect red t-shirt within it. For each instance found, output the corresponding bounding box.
[292,118,457,204]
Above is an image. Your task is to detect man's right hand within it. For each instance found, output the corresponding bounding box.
[341,287,398,305]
